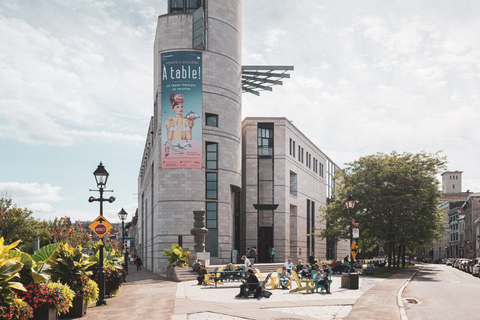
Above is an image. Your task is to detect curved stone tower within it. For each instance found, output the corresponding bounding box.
[139,0,242,274]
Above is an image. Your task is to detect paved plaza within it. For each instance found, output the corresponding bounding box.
[82,265,420,320]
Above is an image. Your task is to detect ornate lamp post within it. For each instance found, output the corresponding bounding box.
[118,208,128,273]
[345,194,356,273]
[88,162,115,306]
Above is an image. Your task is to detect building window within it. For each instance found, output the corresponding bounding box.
[307,199,315,254]
[292,141,295,157]
[206,142,218,170]
[206,172,217,199]
[301,148,304,163]
[206,113,218,127]
[257,123,274,204]
[205,202,217,228]
[289,139,292,155]
[290,171,297,196]
[258,126,273,156]
[453,184,455,189]
[169,0,203,13]
[309,154,312,169]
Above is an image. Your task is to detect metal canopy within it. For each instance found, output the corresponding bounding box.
[242,66,294,96]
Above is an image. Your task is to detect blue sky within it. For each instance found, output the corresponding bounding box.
[1,0,479,224]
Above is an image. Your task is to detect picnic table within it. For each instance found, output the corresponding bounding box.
[209,269,246,287]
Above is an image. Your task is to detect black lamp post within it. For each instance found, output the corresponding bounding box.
[118,208,128,274]
[88,162,115,306]
[345,194,356,273]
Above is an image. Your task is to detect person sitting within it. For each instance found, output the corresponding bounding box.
[284,258,294,273]
[335,261,343,274]
[330,260,338,274]
[295,259,305,274]
[235,269,259,298]
[225,263,233,271]
[313,268,330,293]
[196,264,207,285]
[302,264,311,279]
[278,266,291,289]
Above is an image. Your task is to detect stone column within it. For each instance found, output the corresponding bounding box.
[189,210,210,266]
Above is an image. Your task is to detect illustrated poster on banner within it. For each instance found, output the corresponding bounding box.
[160,51,202,169]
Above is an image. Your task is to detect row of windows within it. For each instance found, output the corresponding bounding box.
[169,0,202,13]
[206,142,218,229]
[450,232,459,241]
[289,138,324,177]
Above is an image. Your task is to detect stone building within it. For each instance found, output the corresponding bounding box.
[436,170,478,259]
[137,1,345,274]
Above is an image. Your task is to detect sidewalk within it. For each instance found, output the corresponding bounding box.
[81,265,420,320]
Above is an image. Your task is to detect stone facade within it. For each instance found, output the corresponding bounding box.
[137,1,347,275]
[241,118,348,263]
[138,1,242,274]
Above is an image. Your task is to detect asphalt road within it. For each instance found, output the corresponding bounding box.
[403,263,480,319]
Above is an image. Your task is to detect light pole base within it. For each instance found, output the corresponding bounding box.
[96,299,107,306]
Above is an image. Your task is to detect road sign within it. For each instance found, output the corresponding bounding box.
[351,240,359,260]
[118,237,136,242]
[353,228,359,238]
[88,215,114,238]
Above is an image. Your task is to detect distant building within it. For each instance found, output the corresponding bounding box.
[435,170,478,259]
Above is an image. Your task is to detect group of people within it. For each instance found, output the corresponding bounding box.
[196,251,364,297]
[278,258,331,293]
[330,257,363,274]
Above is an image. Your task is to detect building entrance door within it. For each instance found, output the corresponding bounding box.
[258,226,273,263]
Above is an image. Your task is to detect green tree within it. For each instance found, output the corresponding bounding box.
[0,198,51,253]
[315,151,447,269]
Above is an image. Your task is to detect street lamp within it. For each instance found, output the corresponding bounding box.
[118,208,128,273]
[88,162,115,306]
[345,194,356,273]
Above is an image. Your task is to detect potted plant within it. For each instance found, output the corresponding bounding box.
[0,298,33,320]
[164,244,189,267]
[40,243,97,318]
[0,238,32,320]
[88,243,125,297]
[17,283,62,320]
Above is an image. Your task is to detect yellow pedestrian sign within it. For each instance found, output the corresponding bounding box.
[351,240,359,260]
[88,215,113,238]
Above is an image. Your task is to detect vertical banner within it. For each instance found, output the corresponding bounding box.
[160,51,202,169]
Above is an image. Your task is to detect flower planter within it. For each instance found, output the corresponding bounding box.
[60,295,87,318]
[33,304,58,320]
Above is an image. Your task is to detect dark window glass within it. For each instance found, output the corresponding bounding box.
[206,202,217,229]
[169,0,202,13]
[206,113,218,127]
[206,142,218,170]
[206,172,217,199]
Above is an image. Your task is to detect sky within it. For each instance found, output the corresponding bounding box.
[1,0,479,224]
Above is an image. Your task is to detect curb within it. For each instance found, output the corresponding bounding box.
[397,265,423,320]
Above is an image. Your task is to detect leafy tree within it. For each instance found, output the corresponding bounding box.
[315,151,447,269]
[51,216,93,248]
[0,198,51,253]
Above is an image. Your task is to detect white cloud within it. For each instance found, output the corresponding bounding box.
[0,182,63,202]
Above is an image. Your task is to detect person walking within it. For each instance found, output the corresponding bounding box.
[136,256,143,271]
[269,248,276,262]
